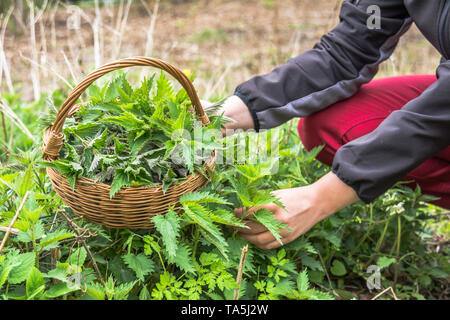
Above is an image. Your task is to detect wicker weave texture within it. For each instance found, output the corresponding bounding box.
[42,57,214,229]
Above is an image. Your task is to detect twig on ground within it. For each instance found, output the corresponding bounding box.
[60,211,105,285]
[316,249,339,298]
[0,191,30,253]
[234,245,248,300]
[371,286,399,300]
[0,226,19,235]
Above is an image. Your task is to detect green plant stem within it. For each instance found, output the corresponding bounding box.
[156,249,166,273]
[393,215,402,293]
[351,204,374,255]
[388,237,397,257]
[192,225,200,259]
[33,244,39,268]
[317,249,336,296]
[364,215,392,269]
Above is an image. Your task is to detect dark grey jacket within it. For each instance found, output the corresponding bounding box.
[235,0,450,203]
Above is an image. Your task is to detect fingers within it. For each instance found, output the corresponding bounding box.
[235,220,267,234]
[263,240,284,250]
[237,231,273,247]
[238,231,285,250]
[233,203,293,249]
[233,207,250,219]
[233,203,284,235]
[233,204,277,234]
[234,203,278,219]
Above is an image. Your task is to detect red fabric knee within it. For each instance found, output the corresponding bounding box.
[297,75,450,208]
[297,118,336,166]
[298,75,437,166]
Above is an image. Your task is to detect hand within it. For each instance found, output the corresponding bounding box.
[201,96,254,135]
[233,172,360,249]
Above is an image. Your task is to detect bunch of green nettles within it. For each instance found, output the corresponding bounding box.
[41,72,227,197]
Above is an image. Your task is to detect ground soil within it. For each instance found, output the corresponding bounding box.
[3,0,442,101]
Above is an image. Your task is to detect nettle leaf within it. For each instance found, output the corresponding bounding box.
[330,260,347,277]
[152,210,180,260]
[252,209,292,245]
[297,269,310,292]
[8,252,36,284]
[65,122,102,138]
[171,244,195,274]
[0,266,13,289]
[44,72,225,206]
[130,132,151,156]
[101,111,145,130]
[110,168,131,198]
[284,238,317,254]
[88,154,101,173]
[87,128,108,149]
[86,282,106,300]
[198,228,228,261]
[250,191,281,208]
[167,99,180,119]
[180,191,231,205]
[173,107,187,131]
[183,203,228,259]
[40,160,83,190]
[113,281,137,300]
[274,278,295,296]
[154,72,175,103]
[26,267,45,299]
[104,73,133,102]
[132,75,154,105]
[45,282,78,299]
[234,160,277,181]
[210,209,248,228]
[17,165,34,197]
[114,137,126,153]
[122,253,155,281]
[227,176,252,207]
[67,247,87,267]
[300,255,323,271]
[45,263,70,282]
[377,256,396,269]
[65,143,80,163]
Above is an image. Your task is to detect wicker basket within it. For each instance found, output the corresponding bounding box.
[42,57,215,229]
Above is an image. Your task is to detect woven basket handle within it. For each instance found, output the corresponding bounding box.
[42,56,209,160]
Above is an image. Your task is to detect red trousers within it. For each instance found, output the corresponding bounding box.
[298,75,450,209]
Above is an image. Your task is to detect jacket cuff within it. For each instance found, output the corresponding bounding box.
[234,88,260,132]
[331,157,373,204]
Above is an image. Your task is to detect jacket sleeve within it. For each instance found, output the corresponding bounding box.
[234,0,411,131]
[332,59,450,203]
